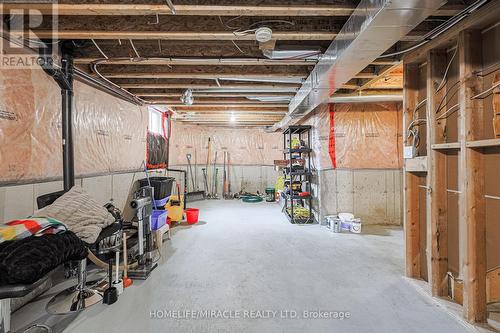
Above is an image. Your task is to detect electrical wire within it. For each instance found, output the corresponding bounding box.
[246,20,295,30]
[230,40,246,54]
[377,0,488,59]
[405,99,427,148]
[90,59,146,105]
[165,0,176,15]
[436,103,459,120]
[262,50,322,60]
[436,45,458,93]
[470,81,500,99]
[434,80,461,114]
[129,39,141,58]
[218,15,243,30]
[91,39,108,59]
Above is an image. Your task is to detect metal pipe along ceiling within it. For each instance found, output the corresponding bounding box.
[271,0,447,130]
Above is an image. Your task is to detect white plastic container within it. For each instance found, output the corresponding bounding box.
[350,218,362,234]
[338,212,354,222]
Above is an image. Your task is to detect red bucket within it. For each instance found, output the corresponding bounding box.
[185,208,199,224]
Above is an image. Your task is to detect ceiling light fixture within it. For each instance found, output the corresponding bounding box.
[255,27,273,43]
[180,89,194,105]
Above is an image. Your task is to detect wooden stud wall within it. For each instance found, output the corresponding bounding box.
[403,8,500,324]
[403,63,422,279]
[458,30,487,323]
[427,50,449,297]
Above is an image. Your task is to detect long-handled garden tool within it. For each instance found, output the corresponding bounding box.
[214,168,220,199]
[185,153,205,202]
[223,151,228,199]
[202,168,210,199]
[206,137,212,198]
[211,151,219,199]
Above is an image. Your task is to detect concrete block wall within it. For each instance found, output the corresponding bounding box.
[0,169,166,223]
[315,168,403,226]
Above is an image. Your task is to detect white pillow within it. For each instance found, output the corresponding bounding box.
[35,186,115,243]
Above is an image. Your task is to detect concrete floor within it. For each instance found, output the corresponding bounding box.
[13,200,472,333]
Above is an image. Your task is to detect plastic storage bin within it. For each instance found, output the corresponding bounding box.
[153,196,169,209]
[151,209,168,231]
[139,177,175,200]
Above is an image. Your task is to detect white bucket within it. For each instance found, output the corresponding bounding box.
[350,218,362,234]
[338,212,354,222]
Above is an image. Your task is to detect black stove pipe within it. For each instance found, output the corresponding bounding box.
[38,46,75,191]
[60,54,75,191]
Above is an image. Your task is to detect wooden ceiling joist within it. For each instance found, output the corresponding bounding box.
[157,103,288,108]
[0,4,354,16]
[177,114,283,119]
[136,92,294,98]
[104,72,375,80]
[121,83,299,90]
[22,31,337,41]
[178,119,277,124]
[174,110,287,114]
[74,58,317,66]
[145,98,288,104]
[332,89,403,97]
[1,3,464,17]
[357,64,402,91]
[74,58,406,68]
[171,106,287,112]
[103,72,306,80]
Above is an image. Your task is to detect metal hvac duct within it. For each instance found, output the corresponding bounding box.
[272,0,446,130]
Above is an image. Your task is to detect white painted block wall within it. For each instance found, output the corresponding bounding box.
[0,169,166,223]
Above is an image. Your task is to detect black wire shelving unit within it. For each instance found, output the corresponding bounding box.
[282,125,314,224]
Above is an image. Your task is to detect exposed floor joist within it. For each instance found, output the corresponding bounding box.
[103,72,377,81]
[75,58,400,67]
[155,103,288,107]
[135,92,295,98]
[5,0,446,126]
[120,83,300,90]
[145,98,290,104]
[357,64,403,91]
[1,3,466,17]
[20,31,338,41]
[74,58,318,66]
[102,72,307,80]
[20,30,432,43]
[169,106,288,111]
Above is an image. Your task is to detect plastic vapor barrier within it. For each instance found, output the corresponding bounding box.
[169,123,282,166]
[300,103,403,170]
[333,103,403,169]
[0,67,148,184]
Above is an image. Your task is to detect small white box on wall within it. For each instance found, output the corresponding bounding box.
[403,146,417,159]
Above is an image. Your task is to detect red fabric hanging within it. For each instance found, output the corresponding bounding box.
[328,104,337,169]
